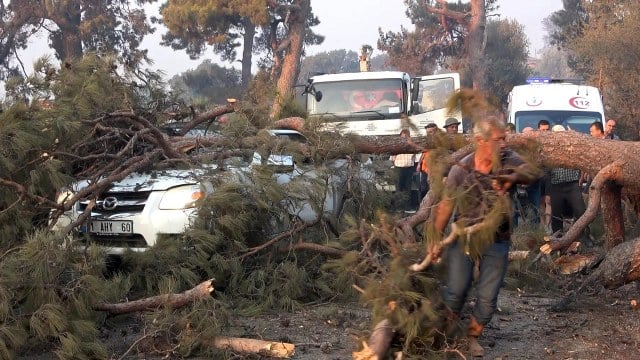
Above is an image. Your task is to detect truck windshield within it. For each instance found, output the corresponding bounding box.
[514,110,603,134]
[413,77,456,114]
[308,79,404,119]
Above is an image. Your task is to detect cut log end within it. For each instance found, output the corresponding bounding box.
[212,337,295,358]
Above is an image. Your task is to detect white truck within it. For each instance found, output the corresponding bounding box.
[507,78,606,134]
[305,71,461,136]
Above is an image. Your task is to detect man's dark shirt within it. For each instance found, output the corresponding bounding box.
[446,149,526,242]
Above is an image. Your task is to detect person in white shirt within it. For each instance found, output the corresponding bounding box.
[390,129,416,212]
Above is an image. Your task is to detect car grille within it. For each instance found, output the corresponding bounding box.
[79,191,151,214]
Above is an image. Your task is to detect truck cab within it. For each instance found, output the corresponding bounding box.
[306,71,461,136]
[507,78,605,134]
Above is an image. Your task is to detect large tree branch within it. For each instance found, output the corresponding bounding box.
[93,279,214,314]
[177,104,236,136]
[425,1,469,25]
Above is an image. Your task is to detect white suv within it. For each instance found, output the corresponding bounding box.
[53,129,350,254]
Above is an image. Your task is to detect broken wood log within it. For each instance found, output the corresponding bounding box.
[508,250,530,261]
[552,237,640,311]
[211,336,295,358]
[552,253,603,275]
[93,279,214,314]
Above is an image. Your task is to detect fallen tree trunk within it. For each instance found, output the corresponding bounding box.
[552,237,640,311]
[211,336,295,358]
[93,279,214,314]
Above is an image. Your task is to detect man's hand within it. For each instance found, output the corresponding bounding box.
[427,241,442,263]
[492,173,518,195]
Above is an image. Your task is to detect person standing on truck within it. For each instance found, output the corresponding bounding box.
[427,115,539,357]
[390,129,417,212]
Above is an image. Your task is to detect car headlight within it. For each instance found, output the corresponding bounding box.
[159,184,207,210]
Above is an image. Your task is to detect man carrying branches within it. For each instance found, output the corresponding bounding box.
[425,116,540,357]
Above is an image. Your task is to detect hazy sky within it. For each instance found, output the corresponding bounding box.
[146,0,563,76]
[306,0,563,57]
[15,0,563,78]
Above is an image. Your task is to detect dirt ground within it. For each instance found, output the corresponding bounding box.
[17,276,640,360]
[219,283,640,360]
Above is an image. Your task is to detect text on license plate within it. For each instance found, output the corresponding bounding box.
[90,220,133,234]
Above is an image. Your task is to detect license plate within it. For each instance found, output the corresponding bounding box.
[90,220,133,234]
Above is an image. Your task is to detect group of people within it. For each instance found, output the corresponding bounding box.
[390,117,461,212]
[511,118,619,239]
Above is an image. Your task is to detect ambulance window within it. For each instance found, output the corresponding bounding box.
[566,116,601,134]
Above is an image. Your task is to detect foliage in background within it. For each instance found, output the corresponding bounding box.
[483,19,530,109]
[377,0,470,74]
[0,0,156,80]
[531,47,574,79]
[547,0,640,139]
[169,59,243,106]
[544,0,587,50]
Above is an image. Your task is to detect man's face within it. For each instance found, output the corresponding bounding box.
[538,124,550,132]
[426,127,437,136]
[445,124,459,134]
[606,120,616,134]
[478,128,506,157]
[590,125,604,138]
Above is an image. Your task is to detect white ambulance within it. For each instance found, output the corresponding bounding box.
[507,78,605,134]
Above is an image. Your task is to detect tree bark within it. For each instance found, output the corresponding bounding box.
[93,279,214,314]
[241,18,256,89]
[468,0,487,90]
[601,182,625,250]
[270,0,310,120]
[44,0,83,62]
